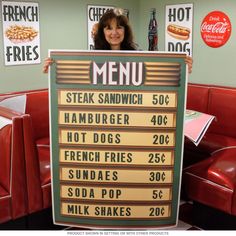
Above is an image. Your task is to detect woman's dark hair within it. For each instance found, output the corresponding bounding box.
[94,8,137,50]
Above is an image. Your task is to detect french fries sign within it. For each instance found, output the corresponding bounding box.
[49,50,187,229]
[1,1,40,65]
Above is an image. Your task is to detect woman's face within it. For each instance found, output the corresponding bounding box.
[103,18,125,50]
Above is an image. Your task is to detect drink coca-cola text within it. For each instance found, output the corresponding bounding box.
[201,22,228,34]
[200,11,231,48]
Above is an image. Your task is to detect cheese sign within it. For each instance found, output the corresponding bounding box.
[49,50,187,229]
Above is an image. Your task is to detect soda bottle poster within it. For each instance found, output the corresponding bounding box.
[1,1,40,66]
[148,8,158,51]
[87,5,114,50]
[165,3,193,57]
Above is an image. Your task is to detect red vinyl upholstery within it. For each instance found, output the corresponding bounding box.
[207,87,236,138]
[22,90,51,213]
[0,107,27,223]
[186,83,209,113]
[0,89,50,223]
[184,148,236,215]
[183,83,236,216]
[185,84,236,155]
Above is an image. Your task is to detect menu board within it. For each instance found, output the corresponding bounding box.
[49,50,187,229]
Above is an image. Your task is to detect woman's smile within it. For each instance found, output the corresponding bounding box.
[103,19,125,50]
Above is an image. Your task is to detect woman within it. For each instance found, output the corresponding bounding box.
[94,8,137,50]
[43,8,192,73]
[43,8,136,73]
[94,8,192,72]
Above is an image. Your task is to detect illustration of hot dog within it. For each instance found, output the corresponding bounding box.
[167,24,190,40]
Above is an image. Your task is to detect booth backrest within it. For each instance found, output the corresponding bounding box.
[0,107,23,194]
[0,109,28,222]
[187,83,236,139]
[25,90,49,140]
[0,89,49,141]
[187,83,209,113]
[0,124,11,193]
[208,87,236,138]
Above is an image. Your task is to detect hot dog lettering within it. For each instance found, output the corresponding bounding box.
[167,24,190,40]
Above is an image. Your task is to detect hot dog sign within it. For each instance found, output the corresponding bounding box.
[165,3,193,56]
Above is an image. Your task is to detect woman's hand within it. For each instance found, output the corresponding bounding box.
[43,57,53,73]
[185,56,193,74]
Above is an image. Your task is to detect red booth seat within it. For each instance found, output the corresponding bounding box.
[22,89,51,213]
[183,83,236,216]
[0,107,28,223]
[184,148,236,215]
[186,83,236,155]
[0,89,50,223]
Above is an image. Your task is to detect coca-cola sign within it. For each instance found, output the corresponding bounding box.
[201,11,231,48]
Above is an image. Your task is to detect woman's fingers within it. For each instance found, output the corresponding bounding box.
[185,56,193,74]
[43,58,53,73]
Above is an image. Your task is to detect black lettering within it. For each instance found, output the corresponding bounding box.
[127,153,133,162]
[89,7,111,21]
[93,133,120,144]
[3,6,14,21]
[30,6,38,22]
[168,42,191,55]
[94,206,131,216]
[84,206,89,215]
[88,7,94,21]
[168,42,175,52]
[14,46,22,61]
[67,205,75,214]
[68,169,74,179]
[113,171,118,181]
[168,8,176,22]
[126,207,131,216]
[3,5,38,22]
[185,7,191,21]
[5,46,39,63]
[6,46,13,62]
[168,7,191,22]
[64,150,70,160]
[66,93,72,103]
[115,134,121,144]
[64,113,70,123]
[177,8,185,21]
[32,46,39,60]
[101,189,122,199]
[67,187,73,197]
[25,46,32,61]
